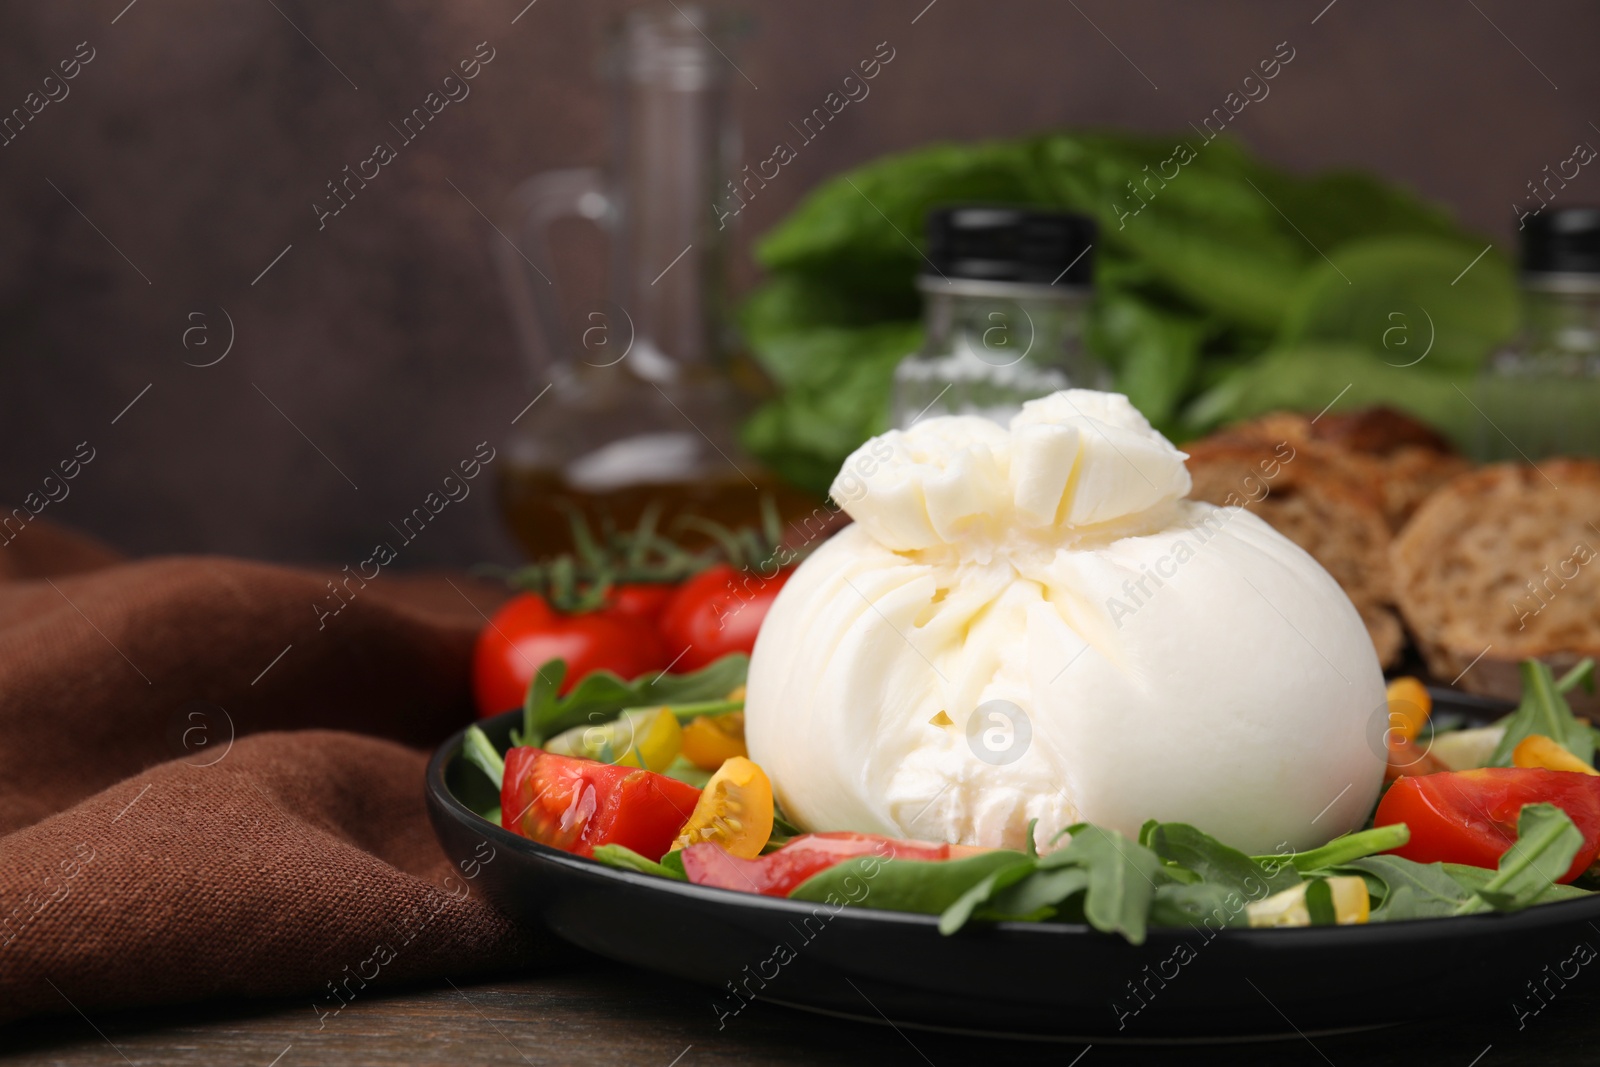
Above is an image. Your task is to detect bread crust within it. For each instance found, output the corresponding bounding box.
[1193,409,1466,529]
[1391,460,1600,709]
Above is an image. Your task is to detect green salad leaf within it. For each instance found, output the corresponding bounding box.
[516,654,749,747]
[461,725,506,791]
[1488,660,1595,768]
[938,858,1061,933]
[1042,824,1167,945]
[1454,804,1586,915]
[1147,822,1300,896]
[1442,863,1594,905]
[1558,659,1597,696]
[1304,878,1339,926]
[1259,824,1412,875]
[591,844,688,880]
[1148,881,1248,929]
[979,866,1092,925]
[788,849,1030,916]
[1333,855,1473,920]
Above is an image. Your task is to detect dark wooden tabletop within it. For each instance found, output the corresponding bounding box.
[5,951,1597,1066]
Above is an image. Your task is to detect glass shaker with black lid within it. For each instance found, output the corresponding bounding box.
[1473,207,1600,461]
[890,206,1106,428]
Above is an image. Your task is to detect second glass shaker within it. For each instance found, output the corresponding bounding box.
[891,206,1105,429]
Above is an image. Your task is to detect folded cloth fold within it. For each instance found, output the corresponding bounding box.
[0,522,549,1025]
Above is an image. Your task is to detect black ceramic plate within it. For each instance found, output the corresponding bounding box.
[426,690,1600,1040]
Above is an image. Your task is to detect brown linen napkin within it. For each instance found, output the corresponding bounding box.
[0,521,549,1024]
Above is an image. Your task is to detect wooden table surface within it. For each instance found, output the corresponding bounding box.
[5,951,1598,1066]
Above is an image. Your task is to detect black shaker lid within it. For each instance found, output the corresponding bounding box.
[924,206,1096,286]
[1522,207,1600,275]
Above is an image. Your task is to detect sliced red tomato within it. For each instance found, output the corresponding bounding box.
[1375,768,1600,883]
[657,564,793,671]
[472,593,668,714]
[500,748,701,861]
[681,831,976,897]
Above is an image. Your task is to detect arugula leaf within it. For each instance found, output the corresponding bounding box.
[1488,660,1594,767]
[659,849,687,879]
[981,866,1090,924]
[1454,804,1585,915]
[1557,658,1596,696]
[1043,824,1167,945]
[1258,824,1411,875]
[1147,822,1300,896]
[1442,863,1594,904]
[1148,881,1246,929]
[461,725,506,791]
[769,801,804,843]
[660,756,712,789]
[591,844,688,880]
[938,858,1046,934]
[519,655,749,747]
[788,850,1030,916]
[1303,879,1338,926]
[515,659,565,747]
[1333,855,1473,920]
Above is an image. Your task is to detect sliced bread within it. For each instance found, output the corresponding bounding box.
[1391,460,1600,708]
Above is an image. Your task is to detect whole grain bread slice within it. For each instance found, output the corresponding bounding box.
[1391,460,1600,708]
[1202,408,1467,529]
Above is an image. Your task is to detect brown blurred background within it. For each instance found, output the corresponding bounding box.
[1,0,1595,565]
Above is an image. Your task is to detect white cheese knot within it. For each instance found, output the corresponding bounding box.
[834,391,1193,556]
[750,389,1385,854]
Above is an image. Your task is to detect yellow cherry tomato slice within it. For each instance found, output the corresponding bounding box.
[680,712,748,771]
[609,707,682,774]
[548,707,682,773]
[1513,733,1599,775]
[1384,676,1432,744]
[671,756,774,859]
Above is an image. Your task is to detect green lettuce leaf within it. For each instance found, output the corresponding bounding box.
[518,654,748,747]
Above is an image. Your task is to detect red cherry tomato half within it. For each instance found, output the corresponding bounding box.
[472,593,668,715]
[681,831,962,897]
[657,563,793,672]
[501,748,701,861]
[1375,768,1600,883]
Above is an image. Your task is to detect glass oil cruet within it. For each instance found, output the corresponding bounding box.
[493,4,812,559]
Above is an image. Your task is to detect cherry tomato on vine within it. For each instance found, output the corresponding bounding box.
[657,564,793,671]
[472,593,668,715]
[599,583,678,628]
